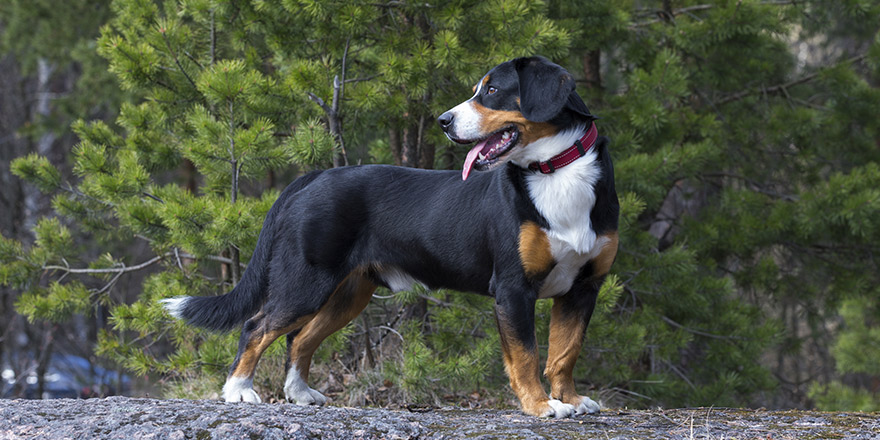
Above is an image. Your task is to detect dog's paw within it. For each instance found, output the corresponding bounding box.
[230,388,262,403]
[543,399,576,419]
[283,367,328,406]
[573,396,600,415]
[222,378,262,403]
[285,386,327,406]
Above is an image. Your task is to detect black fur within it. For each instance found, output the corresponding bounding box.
[469,56,596,125]
[173,171,323,331]
[588,137,619,236]
[167,56,619,415]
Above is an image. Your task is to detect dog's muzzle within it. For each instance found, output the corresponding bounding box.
[437,111,454,132]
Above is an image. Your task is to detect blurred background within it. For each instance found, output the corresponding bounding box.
[0,0,878,411]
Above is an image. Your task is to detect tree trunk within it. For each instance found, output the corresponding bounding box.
[228,100,241,285]
[183,159,198,193]
[417,116,435,170]
[440,141,456,170]
[401,123,420,168]
[389,128,403,166]
[0,54,28,382]
[35,325,55,399]
[581,50,602,90]
[419,142,435,170]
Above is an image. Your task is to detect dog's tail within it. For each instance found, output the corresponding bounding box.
[160,171,323,331]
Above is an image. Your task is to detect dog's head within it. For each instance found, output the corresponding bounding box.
[438,56,596,180]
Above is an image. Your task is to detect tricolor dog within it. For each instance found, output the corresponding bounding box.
[162,56,619,418]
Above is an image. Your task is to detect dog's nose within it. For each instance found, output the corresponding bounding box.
[437,112,454,131]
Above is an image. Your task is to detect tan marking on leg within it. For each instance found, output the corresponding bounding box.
[288,269,377,382]
[591,232,619,277]
[496,316,551,417]
[229,315,312,379]
[544,298,587,405]
[519,221,554,277]
[471,104,558,146]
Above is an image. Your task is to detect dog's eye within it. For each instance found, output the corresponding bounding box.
[487,86,497,95]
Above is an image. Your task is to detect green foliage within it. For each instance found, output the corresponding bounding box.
[285,119,338,168]
[11,154,63,193]
[2,0,879,412]
[829,298,880,377]
[0,0,123,139]
[382,291,502,403]
[809,381,880,412]
[16,281,91,324]
[555,0,880,409]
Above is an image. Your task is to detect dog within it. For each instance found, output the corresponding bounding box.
[162,56,618,418]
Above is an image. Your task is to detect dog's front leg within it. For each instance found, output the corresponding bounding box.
[544,283,601,415]
[494,287,575,418]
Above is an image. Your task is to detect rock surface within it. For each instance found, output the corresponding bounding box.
[1,397,878,439]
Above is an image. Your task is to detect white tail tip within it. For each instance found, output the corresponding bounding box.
[160,297,188,319]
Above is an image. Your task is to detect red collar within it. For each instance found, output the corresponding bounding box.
[528,123,598,174]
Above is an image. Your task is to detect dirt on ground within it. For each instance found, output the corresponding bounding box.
[0,396,878,439]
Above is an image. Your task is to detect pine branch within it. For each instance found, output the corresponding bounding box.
[700,172,797,201]
[344,74,383,84]
[210,8,216,66]
[663,360,697,389]
[376,325,404,341]
[160,28,199,91]
[306,92,331,114]
[307,39,352,168]
[369,1,434,7]
[181,252,245,267]
[42,251,246,275]
[631,1,797,27]
[93,267,127,295]
[113,43,178,93]
[182,50,205,70]
[662,316,747,341]
[44,254,165,275]
[142,192,165,204]
[335,38,351,166]
[226,95,242,286]
[715,53,867,105]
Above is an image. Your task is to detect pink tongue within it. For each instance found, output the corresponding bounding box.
[462,139,489,181]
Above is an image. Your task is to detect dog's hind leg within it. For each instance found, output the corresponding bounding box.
[222,310,314,403]
[283,269,376,405]
[223,310,315,403]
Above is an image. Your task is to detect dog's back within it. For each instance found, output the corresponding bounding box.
[163,56,617,419]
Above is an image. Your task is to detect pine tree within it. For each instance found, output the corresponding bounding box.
[2,0,878,410]
[0,0,575,403]
[0,0,121,398]
[551,0,880,407]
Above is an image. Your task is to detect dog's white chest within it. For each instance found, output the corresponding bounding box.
[526,151,604,299]
[538,234,609,298]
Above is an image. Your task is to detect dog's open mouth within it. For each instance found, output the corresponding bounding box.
[461,126,520,180]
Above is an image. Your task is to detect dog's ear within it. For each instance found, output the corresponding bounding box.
[565,90,596,122]
[515,56,595,123]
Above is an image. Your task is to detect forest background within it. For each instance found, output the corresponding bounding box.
[0,0,879,412]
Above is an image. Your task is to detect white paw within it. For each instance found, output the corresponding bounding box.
[545,399,576,418]
[574,396,600,415]
[284,365,327,406]
[285,386,327,406]
[222,377,262,403]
